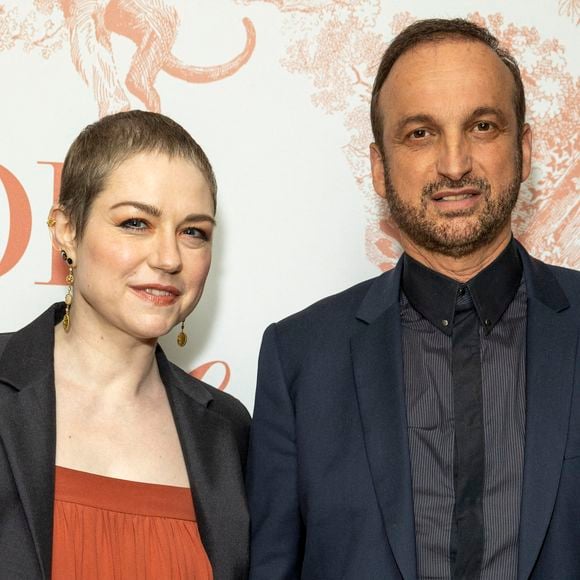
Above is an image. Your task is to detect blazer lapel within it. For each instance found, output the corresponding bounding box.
[157,351,249,580]
[517,247,577,580]
[351,264,417,580]
[0,306,59,579]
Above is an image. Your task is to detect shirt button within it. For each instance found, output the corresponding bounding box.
[484,319,491,326]
[457,286,465,296]
[442,319,449,327]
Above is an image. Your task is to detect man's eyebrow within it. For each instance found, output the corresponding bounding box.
[395,114,436,133]
[110,201,216,226]
[394,108,510,134]
[468,107,509,125]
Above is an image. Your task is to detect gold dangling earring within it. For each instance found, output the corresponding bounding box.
[61,250,74,332]
[177,320,188,347]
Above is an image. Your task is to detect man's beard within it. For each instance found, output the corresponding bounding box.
[382,157,522,258]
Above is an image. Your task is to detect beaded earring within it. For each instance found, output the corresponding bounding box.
[61,250,74,332]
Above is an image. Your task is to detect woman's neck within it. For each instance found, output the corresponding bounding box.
[53,315,161,401]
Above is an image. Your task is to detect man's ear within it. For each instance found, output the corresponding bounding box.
[520,123,533,183]
[48,206,77,262]
[370,143,387,199]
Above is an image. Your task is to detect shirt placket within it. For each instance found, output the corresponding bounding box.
[450,286,485,579]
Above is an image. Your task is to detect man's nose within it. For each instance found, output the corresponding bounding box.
[436,133,473,181]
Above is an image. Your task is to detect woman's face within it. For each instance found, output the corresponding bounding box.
[67,151,215,343]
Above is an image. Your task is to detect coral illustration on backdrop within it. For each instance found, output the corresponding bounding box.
[0,0,256,117]
[558,0,580,24]
[242,1,579,269]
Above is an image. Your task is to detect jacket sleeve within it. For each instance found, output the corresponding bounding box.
[246,323,303,579]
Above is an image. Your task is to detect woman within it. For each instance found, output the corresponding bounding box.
[0,111,250,579]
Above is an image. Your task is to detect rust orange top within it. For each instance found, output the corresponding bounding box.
[52,466,213,579]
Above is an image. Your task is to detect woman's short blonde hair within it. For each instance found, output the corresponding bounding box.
[59,110,217,239]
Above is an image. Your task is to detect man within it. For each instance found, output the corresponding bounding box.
[247,18,580,580]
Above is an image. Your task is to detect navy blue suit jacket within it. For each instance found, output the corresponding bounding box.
[247,241,580,579]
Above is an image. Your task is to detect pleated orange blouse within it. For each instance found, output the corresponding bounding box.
[52,466,213,579]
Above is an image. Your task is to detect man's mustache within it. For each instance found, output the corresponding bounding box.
[422,177,491,198]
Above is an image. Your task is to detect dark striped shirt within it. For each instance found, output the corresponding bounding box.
[401,241,527,579]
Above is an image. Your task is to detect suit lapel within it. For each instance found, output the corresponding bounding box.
[0,305,60,579]
[517,247,577,580]
[351,264,417,580]
[157,351,249,580]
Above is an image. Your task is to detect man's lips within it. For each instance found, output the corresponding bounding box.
[130,284,182,305]
[431,188,482,202]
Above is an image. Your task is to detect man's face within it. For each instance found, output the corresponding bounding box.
[370,39,532,258]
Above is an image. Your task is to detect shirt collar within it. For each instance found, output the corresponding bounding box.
[401,239,523,336]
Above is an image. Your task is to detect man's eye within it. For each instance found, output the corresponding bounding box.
[410,129,429,139]
[475,121,492,132]
[120,218,148,230]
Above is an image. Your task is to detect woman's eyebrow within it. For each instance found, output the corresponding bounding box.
[110,201,216,226]
[182,214,217,226]
[110,201,161,216]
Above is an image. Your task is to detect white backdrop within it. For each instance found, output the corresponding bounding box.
[0,0,578,411]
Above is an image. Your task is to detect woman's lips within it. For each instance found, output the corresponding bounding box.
[130,284,181,306]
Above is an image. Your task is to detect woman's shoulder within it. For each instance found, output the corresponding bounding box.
[199,377,252,430]
[0,304,61,356]
[0,305,60,387]
[165,360,251,460]
[158,350,250,430]
[0,333,12,357]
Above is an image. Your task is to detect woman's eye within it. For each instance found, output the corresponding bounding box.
[183,227,208,240]
[120,218,148,230]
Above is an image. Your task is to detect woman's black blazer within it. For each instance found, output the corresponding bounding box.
[0,303,250,579]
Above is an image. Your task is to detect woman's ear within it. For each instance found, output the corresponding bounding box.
[48,206,77,262]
